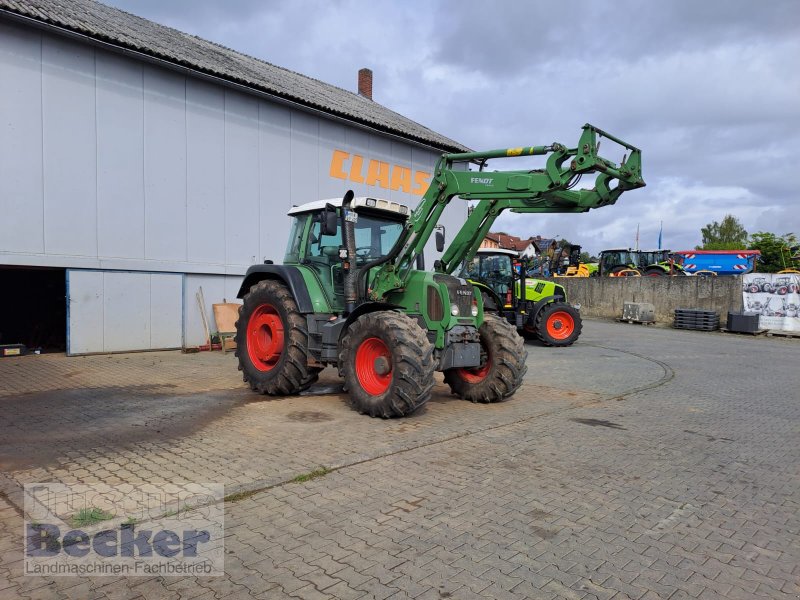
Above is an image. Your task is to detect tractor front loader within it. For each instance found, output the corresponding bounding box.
[235,124,645,418]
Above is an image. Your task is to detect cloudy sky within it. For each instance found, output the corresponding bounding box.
[104,0,799,255]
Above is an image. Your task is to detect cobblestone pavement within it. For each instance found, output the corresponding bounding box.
[1,320,798,599]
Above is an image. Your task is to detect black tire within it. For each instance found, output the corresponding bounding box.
[339,311,434,418]
[235,280,314,395]
[520,323,539,341]
[535,302,582,347]
[444,314,527,403]
[644,268,666,277]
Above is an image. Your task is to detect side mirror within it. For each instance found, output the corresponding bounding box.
[435,230,445,253]
[321,204,338,236]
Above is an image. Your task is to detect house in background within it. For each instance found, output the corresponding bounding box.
[480,232,539,258]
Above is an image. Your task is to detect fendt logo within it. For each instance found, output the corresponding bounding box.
[470,177,493,186]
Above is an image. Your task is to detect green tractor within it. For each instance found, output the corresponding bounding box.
[235,124,645,418]
[598,248,641,276]
[638,249,686,276]
[460,248,582,346]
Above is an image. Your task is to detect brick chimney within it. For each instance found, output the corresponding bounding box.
[358,68,373,100]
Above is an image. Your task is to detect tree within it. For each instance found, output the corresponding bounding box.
[697,215,748,250]
[748,232,798,273]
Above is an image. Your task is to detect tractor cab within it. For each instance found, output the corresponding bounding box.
[285,197,409,309]
[599,248,639,276]
[459,248,518,304]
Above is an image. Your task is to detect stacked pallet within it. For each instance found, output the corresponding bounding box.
[673,308,720,331]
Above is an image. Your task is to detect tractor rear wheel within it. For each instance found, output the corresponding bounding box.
[340,311,434,418]
[444,314,527,403]
[235,280,315,395]
[535,302,582,347]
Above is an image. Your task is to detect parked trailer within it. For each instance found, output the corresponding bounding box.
[673,250,760,275]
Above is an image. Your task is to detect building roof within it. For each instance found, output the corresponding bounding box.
[0,0,469,153]
[488,232,537,253]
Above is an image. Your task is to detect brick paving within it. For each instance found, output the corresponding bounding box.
[0,320,798,599]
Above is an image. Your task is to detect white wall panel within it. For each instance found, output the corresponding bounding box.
[96,53,145,259]
[67,270,182,354]
[318,119,347,200]
[42,35,97,256]
[103,271,151,352]
[224,91,260,266]
[67,270,103,355]
[343,128,371,198]
[149,273,183,348]
[0,23,44,255]
[259,102,292,263]
[144,66,186,262]
[289,111,319,205]
[186,79,226,265]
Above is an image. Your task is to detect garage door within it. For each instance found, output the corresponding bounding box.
[67,270,183,355]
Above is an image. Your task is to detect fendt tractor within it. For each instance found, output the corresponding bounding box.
[459,248,583,347]
[235,124,644,418]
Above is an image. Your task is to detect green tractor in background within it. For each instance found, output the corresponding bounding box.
[460,248,582,346]
[638,249,686,276]
[235,125,644,418]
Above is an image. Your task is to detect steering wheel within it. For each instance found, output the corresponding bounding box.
[356,247,373,260]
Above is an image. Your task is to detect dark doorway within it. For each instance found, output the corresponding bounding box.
[0,267,66,353]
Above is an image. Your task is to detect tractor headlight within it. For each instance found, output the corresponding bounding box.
[471,303,479,317]
[450,305,460,316]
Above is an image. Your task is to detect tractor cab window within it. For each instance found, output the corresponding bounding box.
[307,216,342,262]
[284,214,309,264]
[460,254,513,296]
[351,213,404,264]
[304,210,404,265]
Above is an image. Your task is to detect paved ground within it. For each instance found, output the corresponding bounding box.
[0,320,798,599]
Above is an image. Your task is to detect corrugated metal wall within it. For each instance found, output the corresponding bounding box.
[0,21,466,353]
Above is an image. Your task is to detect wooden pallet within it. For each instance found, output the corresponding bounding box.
[765,330,800,339]
[617,318,656,326]
[720,328,768,336]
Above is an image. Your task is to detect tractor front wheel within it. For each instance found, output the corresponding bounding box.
[235,280,316,395]
[535,302,582,347]
[444,315,527,403]
[644,268,666,277]
[340,311,434,418]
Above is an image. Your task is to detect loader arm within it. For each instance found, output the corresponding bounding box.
[369,124,645,297]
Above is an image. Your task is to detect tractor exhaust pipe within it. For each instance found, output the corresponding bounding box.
[341,190,358,315]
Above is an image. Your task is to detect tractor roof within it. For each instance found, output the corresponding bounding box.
[288,196,410,218]
[476,248,520,257]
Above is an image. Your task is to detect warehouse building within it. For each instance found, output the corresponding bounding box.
[0,0,468,355]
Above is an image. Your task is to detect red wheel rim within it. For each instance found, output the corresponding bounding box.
[247,303,285,371]
[355,337,392,395]
[546,311,575,340]
[457,358,491,384]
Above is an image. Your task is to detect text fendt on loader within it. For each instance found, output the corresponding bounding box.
[235,124,645,418]
[458,248,584,347]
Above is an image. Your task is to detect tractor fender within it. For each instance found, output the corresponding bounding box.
[237,265,314,313]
